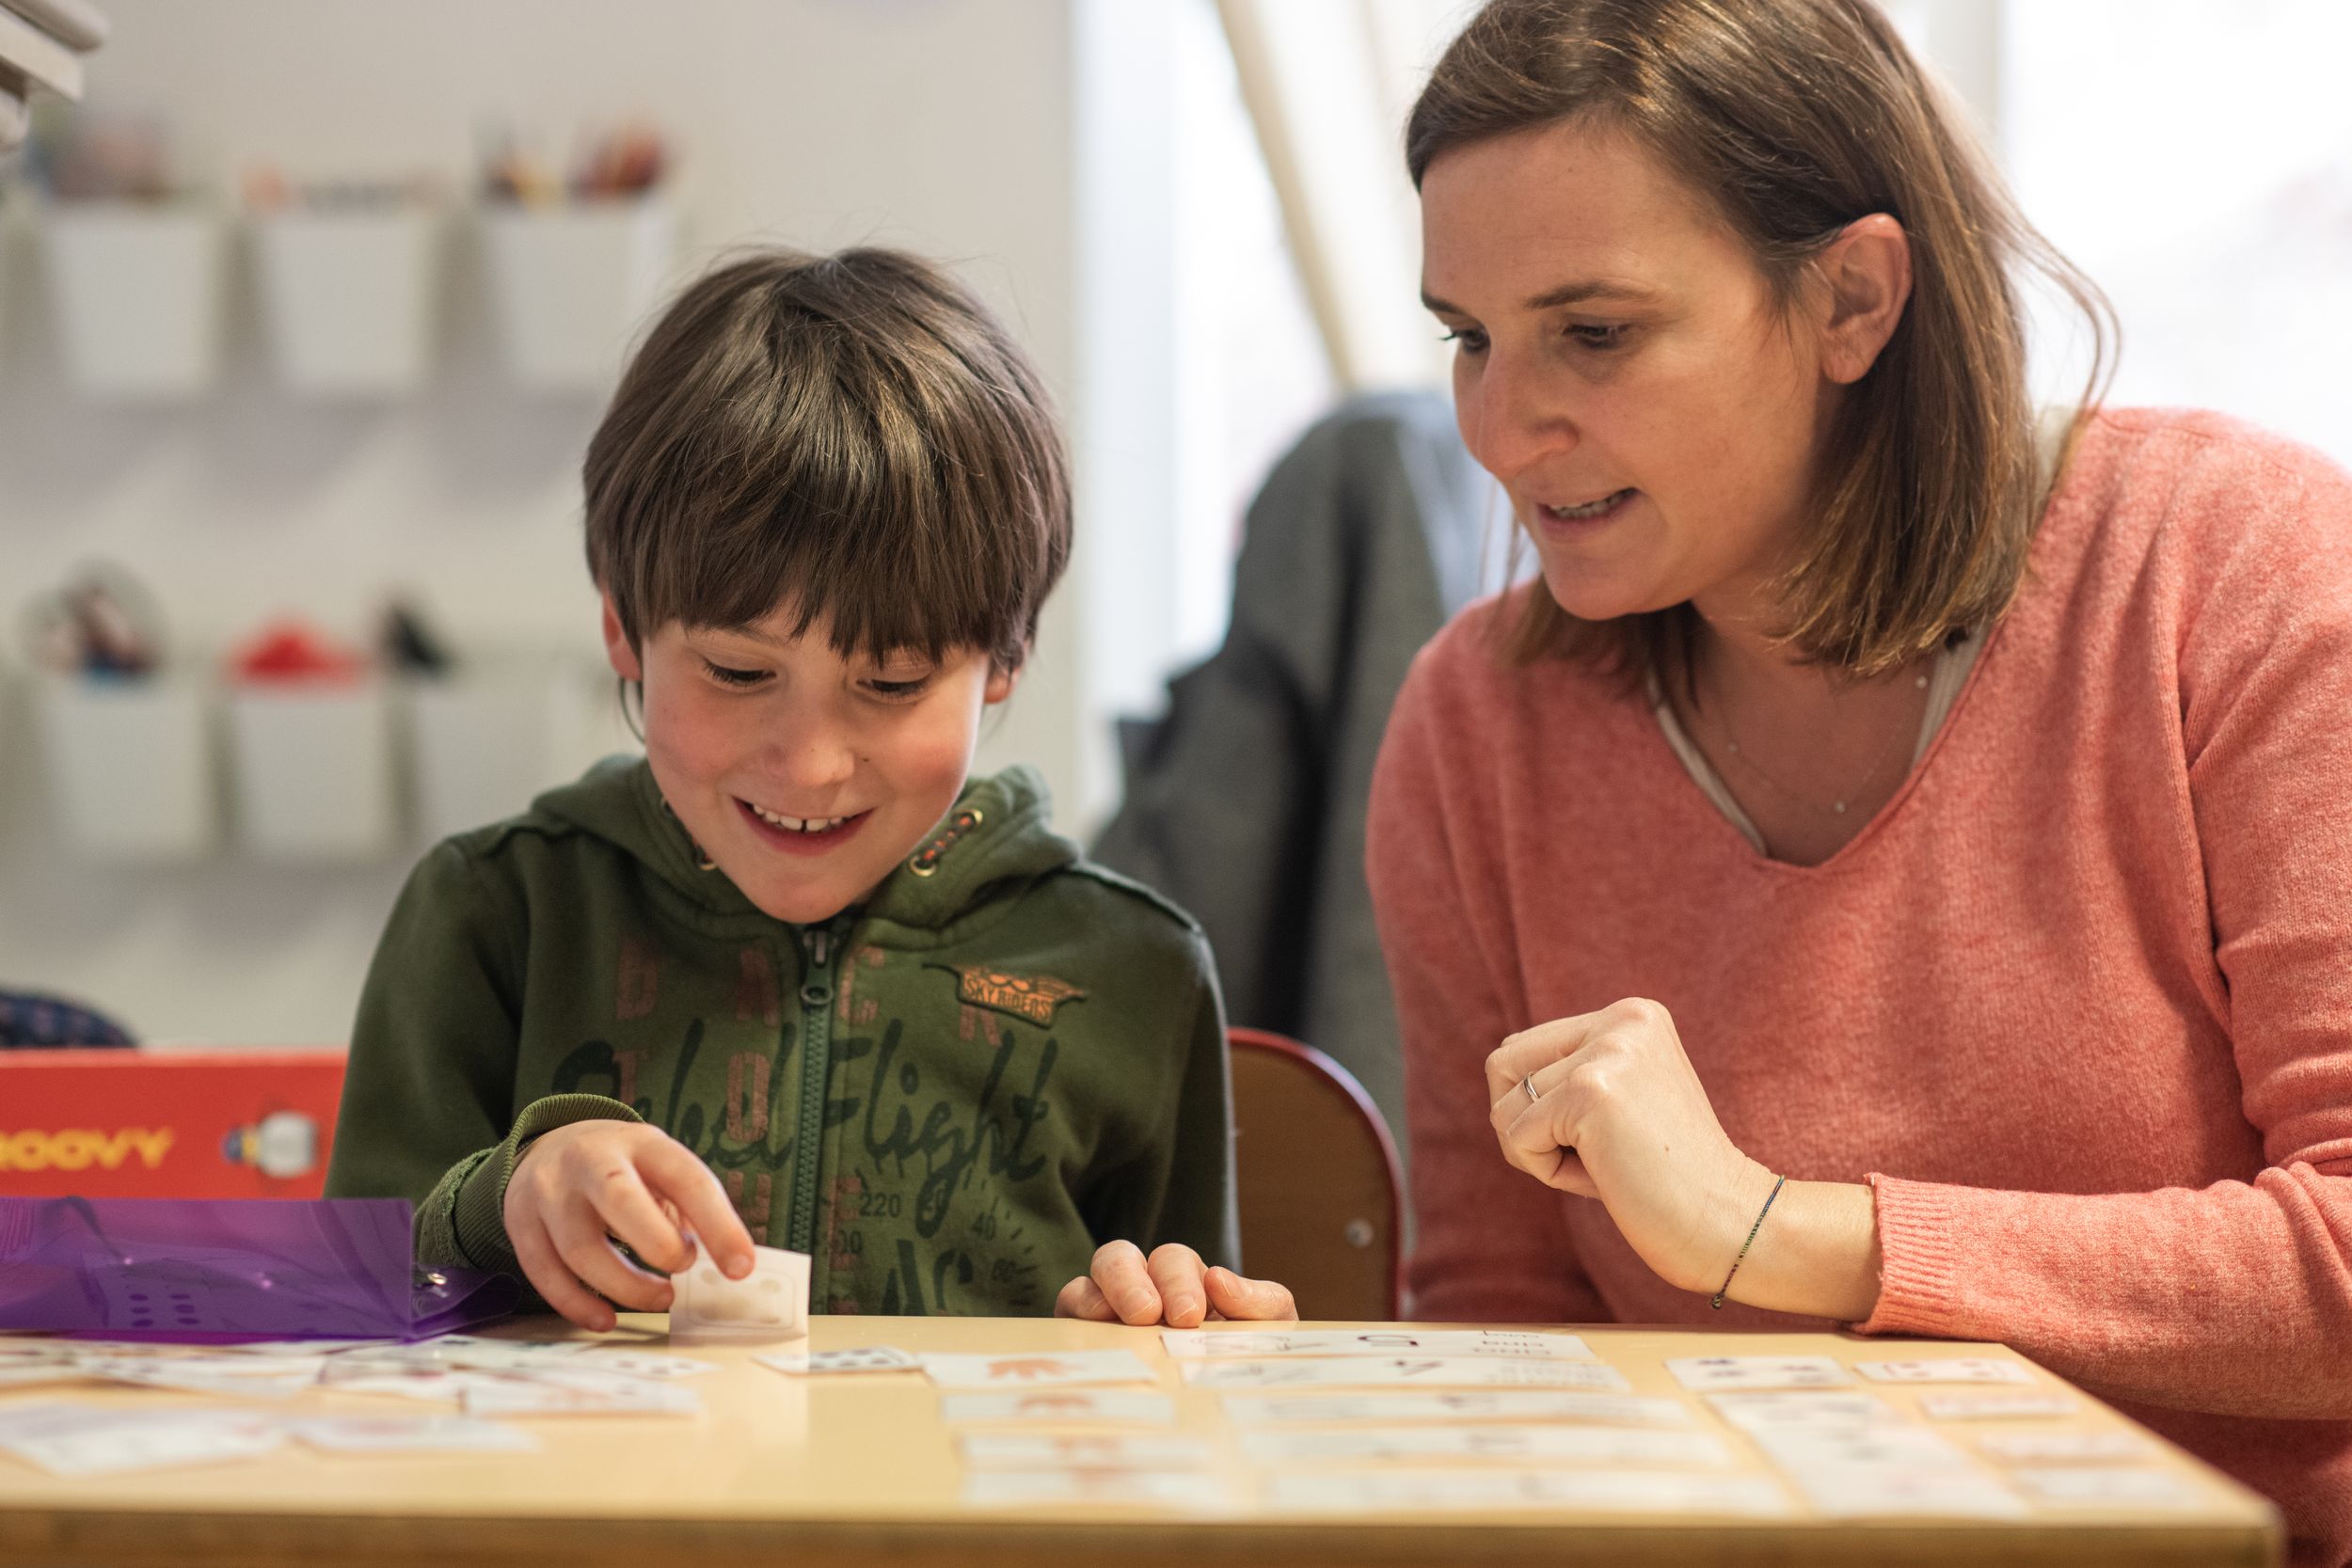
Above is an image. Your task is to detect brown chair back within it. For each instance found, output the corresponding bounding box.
[1227,1026,1403,1321]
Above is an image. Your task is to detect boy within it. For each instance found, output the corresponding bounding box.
[326,248,1287,1329]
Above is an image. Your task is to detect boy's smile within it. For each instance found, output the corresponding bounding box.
[604,594,1015,925]
[736,800,870,857]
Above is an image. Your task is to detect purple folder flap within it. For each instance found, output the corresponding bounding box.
[0,1196,516,1341]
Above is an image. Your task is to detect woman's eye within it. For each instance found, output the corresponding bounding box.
[1439,326,1489,354]
[1568,323,1631,351]
[702,661,769,688]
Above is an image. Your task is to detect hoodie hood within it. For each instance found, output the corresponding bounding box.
[528,756,1081,934]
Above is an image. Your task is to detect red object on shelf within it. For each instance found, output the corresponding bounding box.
[228,621,368,684]
[0,1049,346,1197]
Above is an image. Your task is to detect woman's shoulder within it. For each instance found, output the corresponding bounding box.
[1398,587,1629,725]
[2036,407,2352,624]
[1379,588,1649,818]
[2063,406,2352,538]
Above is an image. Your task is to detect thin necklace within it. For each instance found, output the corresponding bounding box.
[1706,669,1930,817]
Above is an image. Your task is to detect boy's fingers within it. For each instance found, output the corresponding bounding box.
[1054,1275,1119,1322]
[548,1203,674,1314]
[1145,1243,1208,1328]
[1204,1266,1299,1323]
[637,1137,756,1276]
[1088,1240,1161,1326]
[510,1212,617,1332]
[585,1158,695,1276]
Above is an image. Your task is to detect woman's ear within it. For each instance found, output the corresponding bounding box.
[601,592,644,682]
[1813,213,1913,386]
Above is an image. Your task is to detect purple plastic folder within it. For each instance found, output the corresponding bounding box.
[0,1196,517,1342]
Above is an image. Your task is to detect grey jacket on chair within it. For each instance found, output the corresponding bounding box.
[1092,391,1495,1180]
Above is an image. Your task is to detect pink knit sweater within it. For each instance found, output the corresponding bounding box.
[1368,409,2352,1563]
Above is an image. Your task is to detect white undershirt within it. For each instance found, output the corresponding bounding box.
[1650,626,1987,855]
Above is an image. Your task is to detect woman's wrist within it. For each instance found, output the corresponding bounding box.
[1716,1177,1883,1323]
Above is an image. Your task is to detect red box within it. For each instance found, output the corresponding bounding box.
[0,1049,346,1198]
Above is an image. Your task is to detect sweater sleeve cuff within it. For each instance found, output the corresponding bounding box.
[1851,1172,1975,1338]
[445,1093,646,1275]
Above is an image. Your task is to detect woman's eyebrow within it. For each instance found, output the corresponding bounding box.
[1422,278,1661,315]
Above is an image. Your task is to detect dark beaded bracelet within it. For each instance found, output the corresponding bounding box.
[1710,1172,1788,1309]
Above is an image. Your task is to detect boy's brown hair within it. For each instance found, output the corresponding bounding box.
[1407,0,2113,687]
[584,246,1071,673]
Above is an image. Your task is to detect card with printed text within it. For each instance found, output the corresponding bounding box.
[1852,1357,2033,1386]
[1238,1424,1734,1467]
[1159,1329,1594,1361]
[1263,1468,1790,1517]
[920,1351,1157,1390]
[957,1432,1217,1469]
[756,1346,922,1376]
[1182,1356,1630,1392]
[937,1390,1177,1426]
[1975,1431,2150,1464]
[1917,1393,2077,1421]
[960,1468,1234,1512]
[1217,1389,1692,1428]
[2010,1466,2203,1508]
[1666,1355,1854,1393]
[287,1415,538,1453]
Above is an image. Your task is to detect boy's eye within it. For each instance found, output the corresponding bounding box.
[866,676,932,701]
[702,660,770,688]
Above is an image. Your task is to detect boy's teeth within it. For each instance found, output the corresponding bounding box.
[752,804,846,833]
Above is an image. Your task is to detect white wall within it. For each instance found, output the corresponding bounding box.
[0,0,1141,1044]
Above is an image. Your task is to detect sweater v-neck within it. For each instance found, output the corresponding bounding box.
[1648,622,1991,869]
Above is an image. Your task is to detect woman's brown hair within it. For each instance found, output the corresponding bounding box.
[584,246,1071,674]
[1406,0,2113,684]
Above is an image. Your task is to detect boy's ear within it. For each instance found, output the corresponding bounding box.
[601,592,644,682]
[982,654,1023,705]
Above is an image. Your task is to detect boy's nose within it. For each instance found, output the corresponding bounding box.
[769,724,857,793]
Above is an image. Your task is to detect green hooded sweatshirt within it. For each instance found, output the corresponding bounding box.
[325,758,1237,1316]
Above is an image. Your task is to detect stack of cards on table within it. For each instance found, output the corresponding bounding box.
[0,1332,725,1476]
[1675,1354,2196,1517]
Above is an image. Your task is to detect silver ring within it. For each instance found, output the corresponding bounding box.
[1521,1072,1540,1107]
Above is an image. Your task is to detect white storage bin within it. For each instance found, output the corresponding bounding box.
[252,206,443,396]
[481,197,675,392]
[34,673,221,863]
[226,679,397,861]
[40,201,230,399]
[403,662,569,842]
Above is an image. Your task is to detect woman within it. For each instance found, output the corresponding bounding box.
[1359,0,2351,1560]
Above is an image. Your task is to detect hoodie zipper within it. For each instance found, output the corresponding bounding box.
[785,922,839,1259]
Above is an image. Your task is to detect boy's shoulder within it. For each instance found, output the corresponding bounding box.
[896,765,1213,980]
[409,756,653,895]
[1048,855,1209,950]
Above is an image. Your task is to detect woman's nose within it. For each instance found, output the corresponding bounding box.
[1464,350,1578,484]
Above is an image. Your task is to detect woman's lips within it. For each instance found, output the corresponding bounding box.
[1533,487,1637,538]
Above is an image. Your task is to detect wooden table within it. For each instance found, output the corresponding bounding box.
[0,1316,2282,1568]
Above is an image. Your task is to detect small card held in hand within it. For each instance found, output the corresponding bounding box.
[668,1241,809,1344]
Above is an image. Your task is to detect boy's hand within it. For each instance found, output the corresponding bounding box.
[501,1120,757,1332]
[1054,1241,1298,1327]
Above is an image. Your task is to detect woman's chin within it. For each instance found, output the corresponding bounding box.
[1538,569,1657,625]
